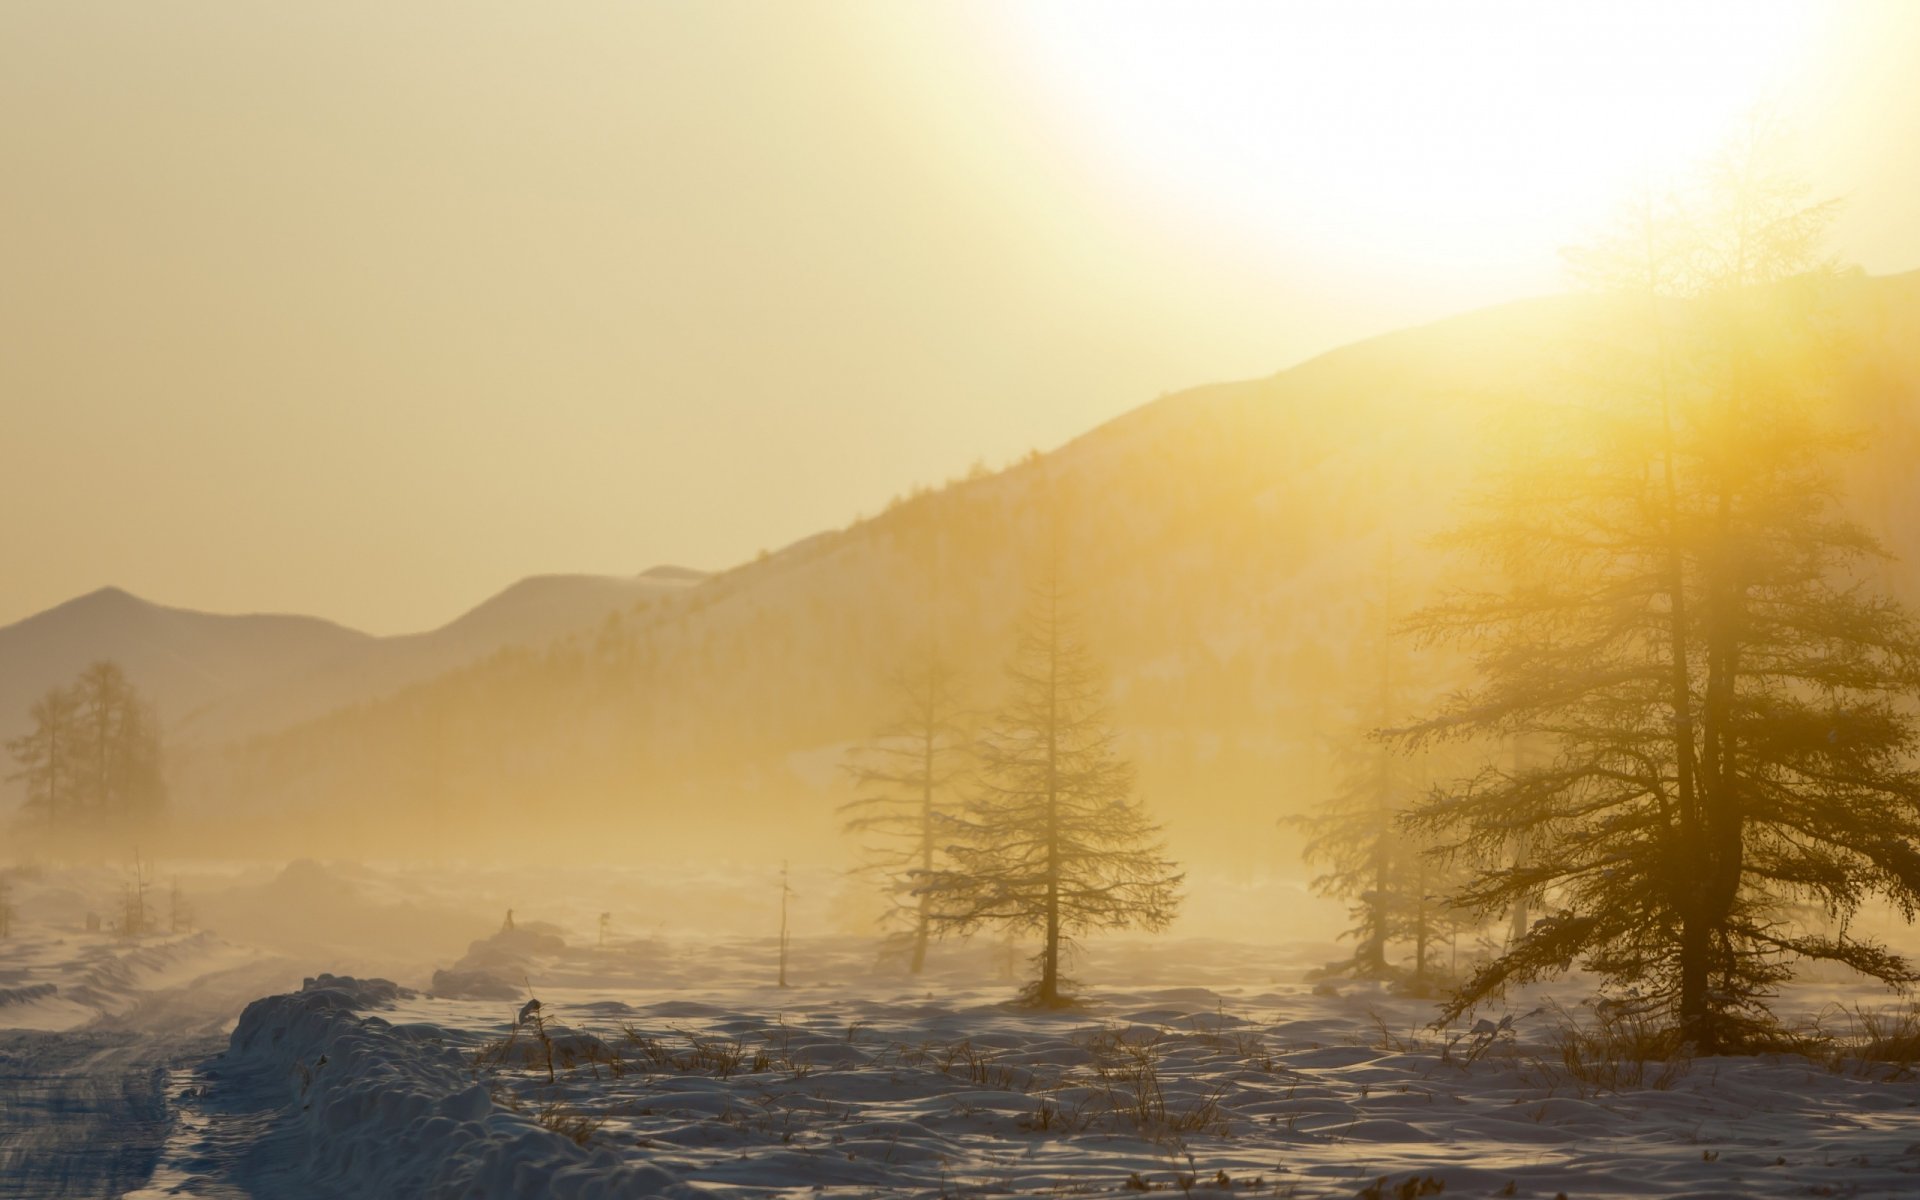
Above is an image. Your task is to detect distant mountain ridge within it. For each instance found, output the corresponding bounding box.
[0,587,371,746]
[199,268,1920,866]
[12,270,1920,869]
[0,568,708,753]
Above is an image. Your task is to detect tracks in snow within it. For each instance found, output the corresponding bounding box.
[0,953,303,1199]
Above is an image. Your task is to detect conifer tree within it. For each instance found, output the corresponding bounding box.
[74,660,133,817]
[1400,148,1920,1050]
[1302,737,1472,994]
[72,661,166,823]
[8,661,165,833]
[928,568,1182,1006]
[839,647,968,973]
[1298,562,1474,993]
[8,687,82,827]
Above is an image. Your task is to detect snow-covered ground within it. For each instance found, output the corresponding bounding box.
[0,929,266,1033]
[0,868,308,1198]
[9,861,1920,1198]
[158,928,1920,1199]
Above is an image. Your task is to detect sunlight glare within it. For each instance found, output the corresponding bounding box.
[991,1,1821,278]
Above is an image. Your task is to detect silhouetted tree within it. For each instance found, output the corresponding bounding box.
[168,878,194,934]
[1400,149,1920,1051]
[839,647,968,973]
[777,860,793,989]
[8,686,82,827]
[121,849,154,938]
[75,661,132,815]
[1502,735,1550,950]
[928,569,1182,1006]
[7,661,165,832]
[1302,738,1473,994]
[1297,561,1473,993]
[72,661,165,823]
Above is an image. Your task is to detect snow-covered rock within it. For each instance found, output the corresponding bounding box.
[222,978,711,1199]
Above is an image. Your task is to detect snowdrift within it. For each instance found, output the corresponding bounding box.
[0,930,252,1031]
[222,976,713,1199]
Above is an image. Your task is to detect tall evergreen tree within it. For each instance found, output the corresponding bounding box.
[8,686,82,827]
[114,696,166,825]
[74,660,133,817]
[928,568,1182,1006]
[7,661,165,833]
[1399,151,1920,1050]
[1302,735,1473,994]
[1297,561,1474,993]
[840,647,969,973]
[71,661,163,822]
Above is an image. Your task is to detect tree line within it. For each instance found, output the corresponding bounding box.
[844,148,1920,1051]
[7,660,166,832]
[841,561,1182,1008]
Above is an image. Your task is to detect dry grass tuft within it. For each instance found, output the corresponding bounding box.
[1084,1027,1231,1139]
[1800,1003,1920,1079]
[1546,1002,1687,1092]
[534,1101,606,1146]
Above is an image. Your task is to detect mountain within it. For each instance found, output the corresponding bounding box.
[180,288,1534,864]
[174,569,706,744]
[0,568,707,779]
[42,271,1920,869]
[0,587,372,747]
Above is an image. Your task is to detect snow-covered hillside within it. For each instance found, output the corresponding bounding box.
[191,270,1920,868]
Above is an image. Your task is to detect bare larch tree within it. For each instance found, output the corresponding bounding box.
[1399,148,1920,1051]
[929,568,1182,1006]
[8,660,165,833]
[840,647,968,973]
[1297,558,1473,993]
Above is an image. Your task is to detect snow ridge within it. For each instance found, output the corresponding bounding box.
[223,978,711,1199]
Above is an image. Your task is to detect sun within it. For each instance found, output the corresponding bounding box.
[987,1,1823,281]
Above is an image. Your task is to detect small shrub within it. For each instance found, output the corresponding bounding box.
[1547,1002,1687,1092]
[534,1101,605,1146]
[1804,1003,1920,1079]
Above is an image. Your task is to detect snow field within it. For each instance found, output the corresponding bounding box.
[202,935,1920,1198]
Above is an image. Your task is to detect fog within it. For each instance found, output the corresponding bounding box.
[10,7,1920,1198]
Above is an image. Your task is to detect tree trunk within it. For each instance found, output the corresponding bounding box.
[1358,742,1392,978]
[1679,911,1711,1051]
[1637,249,1717,1053]
[1359,839,1389,976]
[52,723,69,827]
[1039,583,1063,1006]
[1039,885,1060,1005]
[1691,488,1745,1053]
[1413,863,1429,991]
[1508,829,1531,949]
[777,863,791,989]
[913,721,935,975]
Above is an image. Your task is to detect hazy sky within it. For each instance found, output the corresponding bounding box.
[5,2,1919,633]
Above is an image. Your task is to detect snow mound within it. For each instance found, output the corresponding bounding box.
[0,982,59,1007]
[0,930,258,1031]
[224,981,712,1198]
[299,973,417,1008]
[430,967,524,1001]
[431,924,570,999]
